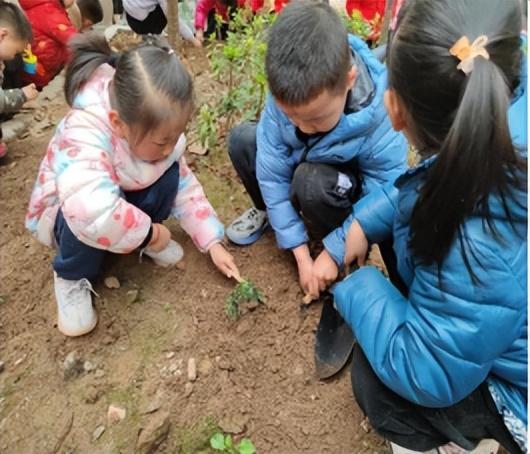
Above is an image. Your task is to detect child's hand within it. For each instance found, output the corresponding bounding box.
[22,84,39,101]
[312,249,339,292]
[344,220,369,266]
[148,223,171,252]
[293,244,319,298]
[209,242,241,279]
[195,29,204,45]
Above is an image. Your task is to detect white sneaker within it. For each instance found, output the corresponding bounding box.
[54,273,98,337]
[390,443,437,454]
[143,239,184,267]
[226,207,268,245]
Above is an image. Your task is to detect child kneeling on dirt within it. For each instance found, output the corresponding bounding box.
[0,2,38,158]
[26,33,240,337]
[226,0,407,299]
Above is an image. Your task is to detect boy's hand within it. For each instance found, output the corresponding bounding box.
[22,84,39,101]
[148,223,171,252]
[312,249,339,292]
[293,244,319,299]
[209,242,241,280]
[344,220,369,266]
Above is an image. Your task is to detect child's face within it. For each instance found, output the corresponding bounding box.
[0,28,27,61]
[276,66,357,135]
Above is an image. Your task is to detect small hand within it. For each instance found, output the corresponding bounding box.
[344,220,369,266]
[297,257,320,300]
[195,29,204,44]
[147,223,171,252]
[312,249,339,292]
[22,83,39,101]
[209,242,240,279]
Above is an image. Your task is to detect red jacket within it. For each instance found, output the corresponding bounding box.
[19,0,76,88]
[345,0,386,20]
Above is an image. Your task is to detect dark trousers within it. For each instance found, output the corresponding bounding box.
[227,122,407,292]
[351,347,522,453]
[126,4,166,35]
[53,162,180,281]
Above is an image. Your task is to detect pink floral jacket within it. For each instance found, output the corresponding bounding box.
[26,64,224,254]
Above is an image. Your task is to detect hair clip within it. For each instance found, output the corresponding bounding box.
[449,35,490,75]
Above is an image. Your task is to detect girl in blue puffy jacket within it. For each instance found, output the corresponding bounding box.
[334,0,527,453]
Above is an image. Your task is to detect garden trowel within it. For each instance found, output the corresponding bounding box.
[314,294,355,380]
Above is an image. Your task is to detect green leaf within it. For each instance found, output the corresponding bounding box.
[210,433,226,450]
[236,438,256,454]
[225,434,234,449]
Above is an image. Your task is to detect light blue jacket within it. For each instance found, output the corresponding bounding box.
[256,35,407,259]
[333,52,528,425]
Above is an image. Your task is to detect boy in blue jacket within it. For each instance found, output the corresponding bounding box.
[226,0,407,298]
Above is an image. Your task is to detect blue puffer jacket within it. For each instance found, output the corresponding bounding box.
[255,35,408,259]
[333,55,528,425]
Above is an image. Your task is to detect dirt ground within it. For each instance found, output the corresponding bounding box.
[0,41,388,453]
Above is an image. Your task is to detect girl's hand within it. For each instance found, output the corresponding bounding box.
[209,242,241,280]
[148,223,171,252]
[22,83,38,101]
[344,220,369,266]
[312,249,339,292]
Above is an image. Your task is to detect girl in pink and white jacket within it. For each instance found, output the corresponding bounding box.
[26,33,240,337]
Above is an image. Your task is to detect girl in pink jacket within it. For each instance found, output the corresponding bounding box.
[26,33,240,337]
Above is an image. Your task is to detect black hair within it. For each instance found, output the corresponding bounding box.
[77,0,103,25]
[64,33,193,142]
[387,0,526,275]
[0,1,32,42]
[265,0,351,106]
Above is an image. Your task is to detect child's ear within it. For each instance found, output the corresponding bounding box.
[0,28,9,41]
[384,89,408,132]
[346,65,357,90]
[108,110,127,139]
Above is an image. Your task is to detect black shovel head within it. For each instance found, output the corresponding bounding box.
[314,298,355,380]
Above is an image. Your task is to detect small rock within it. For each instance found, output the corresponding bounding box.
[104,276,120,289]
[219,415,248,435]
[107,404,126,425]
[63,351,84,380]
[246,301,260,311]
[198,358,213,376]
[93,425,105,441]
[126,289,139,304]
[184,382,194,398]
[218,359,233,371]
[187,358,197,382]
[165,352,175,359]
[14,355,26,367]
[94,369,106,379]
[141,400,162,415]
[0,361,4,373]
[83,361,96,373]
[136,411,170,454]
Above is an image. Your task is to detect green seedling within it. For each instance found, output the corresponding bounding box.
[225,278,264,321]
[210,432,256,454]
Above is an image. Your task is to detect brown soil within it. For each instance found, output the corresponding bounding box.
[0,41,387,453]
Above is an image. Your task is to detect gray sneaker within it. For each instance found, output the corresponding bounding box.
[226,207,268,245]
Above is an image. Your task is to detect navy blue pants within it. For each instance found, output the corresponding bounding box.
[53,162,180,281]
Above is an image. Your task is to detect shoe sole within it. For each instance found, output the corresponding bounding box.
[58,314,98,337]
[226,223,269,246]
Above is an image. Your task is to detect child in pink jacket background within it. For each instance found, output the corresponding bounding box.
[26,33,240,337]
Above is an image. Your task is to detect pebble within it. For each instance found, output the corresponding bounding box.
[187,358,197,382]
[14,355,26,367]
[92,425,105,441]
[83,360,96,373]
[104,276,120,289]
[165,352,175,359]
[63,351,84,380]
[126,289,139,304]
[107,404,126,425]
[198,358,213,376]
[184,382,194,398]
[218,359,233,371]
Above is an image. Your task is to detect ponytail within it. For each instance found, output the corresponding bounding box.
[387,0,526,277]
[64,32,112,106]
[409,56,525,272]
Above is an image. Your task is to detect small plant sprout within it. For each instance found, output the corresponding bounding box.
[225,277,264,321]
[210,432,256,454]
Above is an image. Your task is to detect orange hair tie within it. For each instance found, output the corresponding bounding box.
[449,35,490,75]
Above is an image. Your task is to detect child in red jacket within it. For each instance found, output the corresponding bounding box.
[19,0,77,89]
